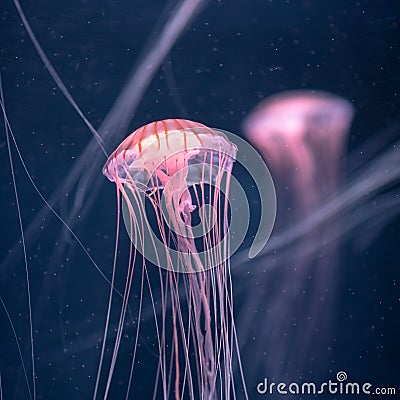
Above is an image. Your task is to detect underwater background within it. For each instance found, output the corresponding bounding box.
[1,0,399,399]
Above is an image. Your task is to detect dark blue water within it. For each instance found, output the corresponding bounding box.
[1,0,399,399]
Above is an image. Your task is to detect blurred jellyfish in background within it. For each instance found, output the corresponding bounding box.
[243,91,354,213]
[237,89,399,384]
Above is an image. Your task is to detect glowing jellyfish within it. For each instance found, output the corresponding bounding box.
[241,91,354,379]
[98,119,246,399]
[244,90,354,212]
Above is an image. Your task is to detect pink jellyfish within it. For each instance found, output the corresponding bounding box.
[244,90,354,213]
[99,119,247,399]
[242,91,354,379]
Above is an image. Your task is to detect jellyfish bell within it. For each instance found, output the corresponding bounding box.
[103,118,236,186]
[244,90,354,146]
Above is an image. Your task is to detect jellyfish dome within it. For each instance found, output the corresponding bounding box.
[103,118,237,188]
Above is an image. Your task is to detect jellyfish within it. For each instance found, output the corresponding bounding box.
[240,91,354,379]
[96,118,246,399]
[243,90,354,213]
